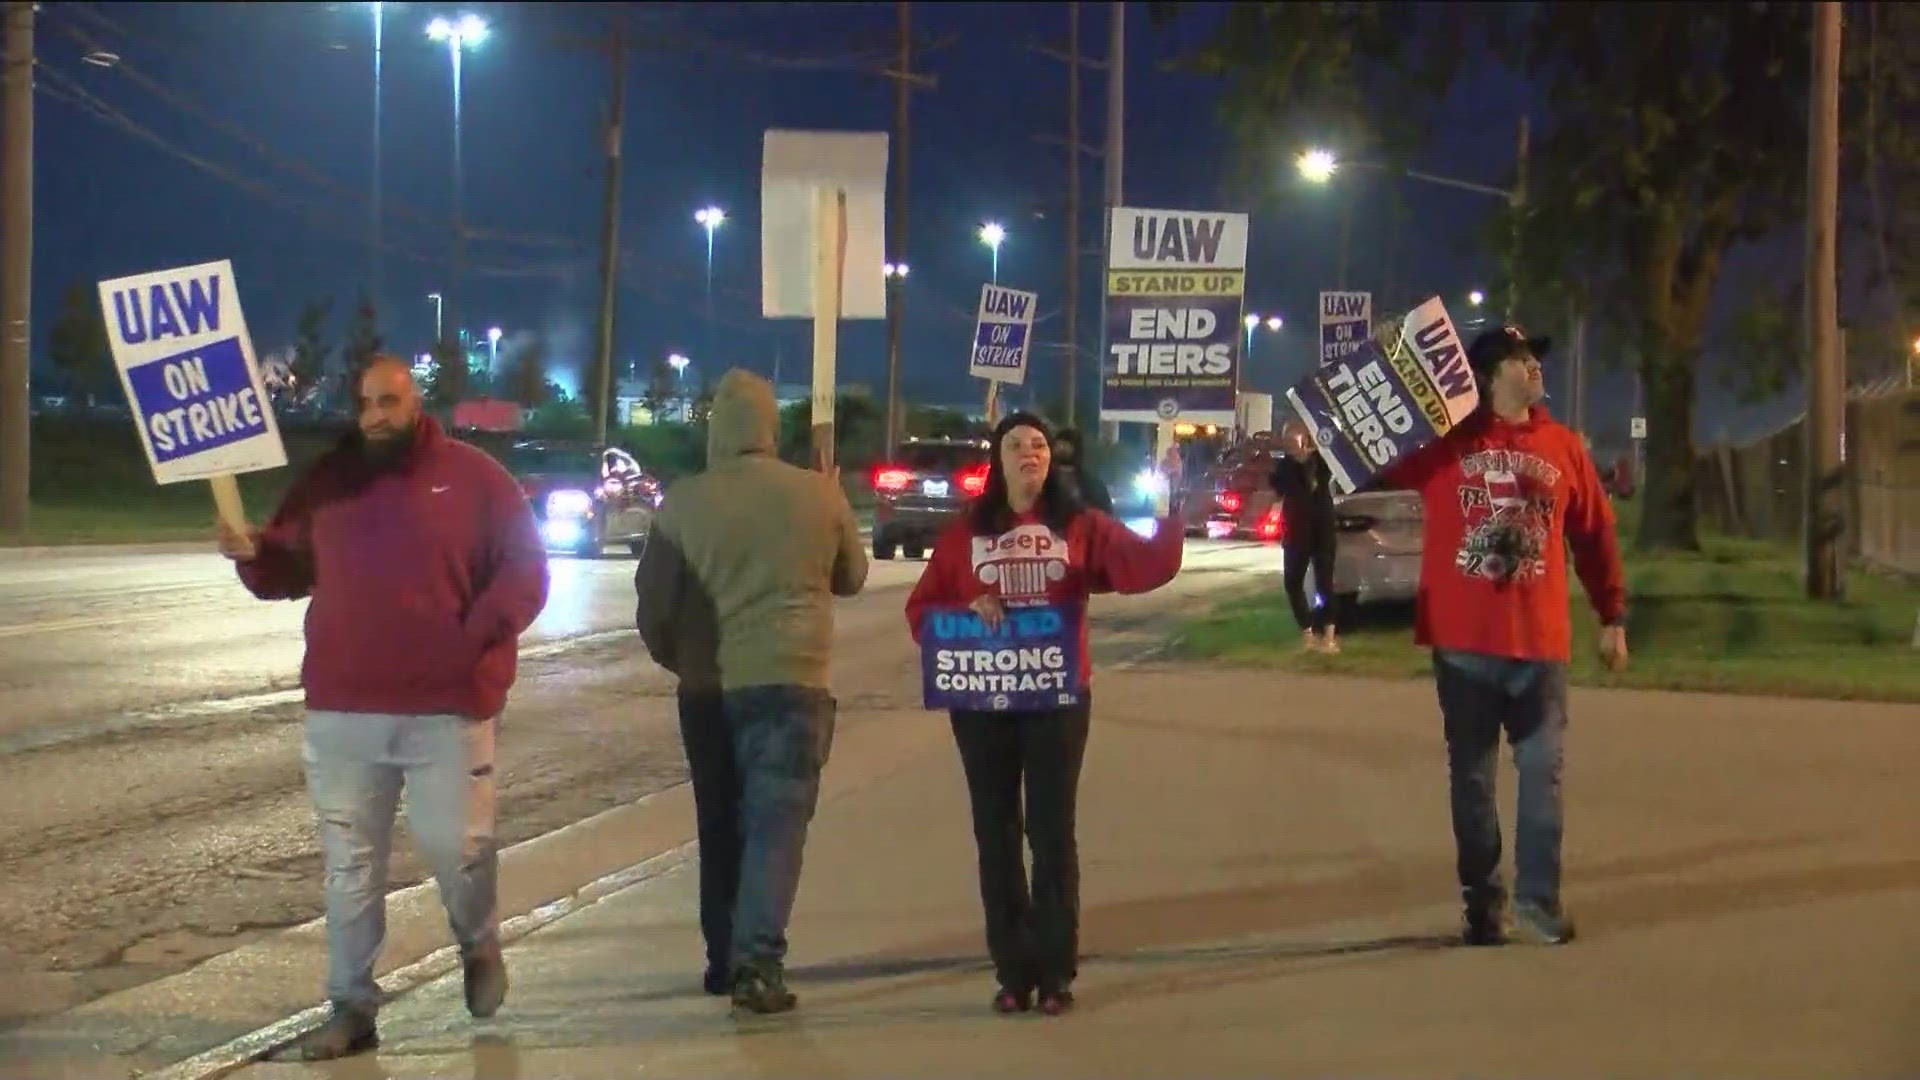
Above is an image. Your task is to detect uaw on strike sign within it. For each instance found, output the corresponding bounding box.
[921,603,1084,712]
[100,260,285,484]
[970,283,1037,386]
[1102,207,1249,426]
[1284,296,1477,494]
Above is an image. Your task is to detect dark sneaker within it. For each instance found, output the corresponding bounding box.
[703,967,731,996]
[1037,986,1075,1016]
[463,942,509,1018]
[1462,906,1509,947]
[1512,902,1576,945]
[287,1005,378,1061]
[992,986,1032,1014]
[730,963,797,1016]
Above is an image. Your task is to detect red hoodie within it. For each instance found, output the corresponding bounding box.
[1382,404,1626,662]
[235,416,550,719]
[906,508,1183,687]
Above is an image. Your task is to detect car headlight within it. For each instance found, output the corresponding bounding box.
[1132,469,1169,499]
[545,489,593,518]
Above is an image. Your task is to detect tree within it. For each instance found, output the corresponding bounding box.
[1198,2,1917,551]
[506,339,552,409]
[427,336,470,408]
[48,281,113,405]
[640,358,677,423]
[288,298,333,407]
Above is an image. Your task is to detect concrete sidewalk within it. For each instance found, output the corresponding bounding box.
[206,669,1919,1078]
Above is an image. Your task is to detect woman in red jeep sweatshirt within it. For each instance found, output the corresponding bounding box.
[906,411,1183,1017]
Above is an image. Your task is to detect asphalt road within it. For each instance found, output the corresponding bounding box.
[0,537,1279,1032]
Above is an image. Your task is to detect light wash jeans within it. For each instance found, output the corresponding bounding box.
[303,711,499,1013]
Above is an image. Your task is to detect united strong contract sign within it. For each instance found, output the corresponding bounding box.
[921,603,1084,712]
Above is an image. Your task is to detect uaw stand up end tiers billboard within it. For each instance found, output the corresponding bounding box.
[1285,296,1479,494]
[1102,207,1249,426]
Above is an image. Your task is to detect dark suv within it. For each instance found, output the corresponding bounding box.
[868,437,992,560]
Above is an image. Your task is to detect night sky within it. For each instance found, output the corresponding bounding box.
[31,1,1784,444]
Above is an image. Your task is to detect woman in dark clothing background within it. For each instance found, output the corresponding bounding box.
[1269,419,1342,652]
[1051,427,1113,513]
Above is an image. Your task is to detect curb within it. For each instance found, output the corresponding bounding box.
[147,843,702,1080]
[0,540,211,558]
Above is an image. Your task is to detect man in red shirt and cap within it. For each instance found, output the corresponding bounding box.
[1384,324,1628,947]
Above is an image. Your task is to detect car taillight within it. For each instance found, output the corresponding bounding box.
[1215,490,1243,514]
[957,464,989,497]
[872,466,913,493]
[1258,505,1285,542]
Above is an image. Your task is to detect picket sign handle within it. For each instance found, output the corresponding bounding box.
[983,379,1000,427]
[209,473,246,535]
[809,186,847,475]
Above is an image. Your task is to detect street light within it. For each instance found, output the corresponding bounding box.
[1243,312,1284,362]
[427,292,443,341]
[668,352,690,375]
[1297,148,1339,184]
[884,262,910,279]
[487,326,502,374]
[978,222,1006,282]
[1295,133,1527,317]
[694,206,724,370]
[426,13,487,331]
[1469,290,1485,307]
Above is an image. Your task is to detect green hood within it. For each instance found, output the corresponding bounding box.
[707,368,779,462]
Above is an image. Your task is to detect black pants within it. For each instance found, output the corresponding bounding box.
[1283,530,1337,632]
[677,689,739,979]
[949,699,1092,994]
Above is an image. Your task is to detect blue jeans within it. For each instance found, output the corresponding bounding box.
[303,711,499,1013]
[719,685,836,971]
[676,689,738,979]
[1431,652,1569,913]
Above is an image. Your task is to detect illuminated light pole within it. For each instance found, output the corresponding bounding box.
[694,206,724,372]
[978,222,1005,283]
[426,13,487,340]
[487,326,502,376]
[427,292,443,341]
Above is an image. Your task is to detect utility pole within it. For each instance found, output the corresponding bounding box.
[1063,1,1081,425]
[1096,0,1124,445]
[1804,0,1844,600]
[591,17,627,446]
[1508,114,1529,322]
[0,1,32,536]
[882,1,911,454]
[370,1,384,307]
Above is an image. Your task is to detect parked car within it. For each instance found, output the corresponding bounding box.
[869,437,992,560]
[1308,489,1424,608]
[504,440,663,558]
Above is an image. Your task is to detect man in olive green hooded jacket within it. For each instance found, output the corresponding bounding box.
[634,368,867,1014]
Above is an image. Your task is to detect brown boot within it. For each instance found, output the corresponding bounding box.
[463,941,509,1018]
[285,1004,378,1061]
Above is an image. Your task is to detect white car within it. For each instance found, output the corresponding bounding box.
[1306,489,1424,607]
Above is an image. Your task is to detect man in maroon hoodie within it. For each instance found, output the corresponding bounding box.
[1383,325,1628,949]
[218,356,549,1059]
